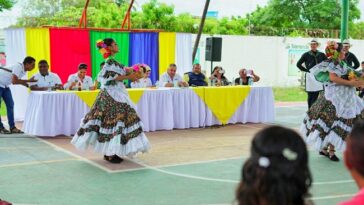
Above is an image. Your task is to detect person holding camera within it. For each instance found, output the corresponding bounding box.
[210,66,230,86]
[234,68,260,85]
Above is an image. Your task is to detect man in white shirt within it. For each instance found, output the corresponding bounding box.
[64,63,95,90]
[159,63,188,87]
[0,56,37,134]
[30,60,63,91]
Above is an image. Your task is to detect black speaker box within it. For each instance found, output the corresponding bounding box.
[205,37,222,61]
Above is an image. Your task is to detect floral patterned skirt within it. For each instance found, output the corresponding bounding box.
[71,89,150,157]
[301,92,364,152]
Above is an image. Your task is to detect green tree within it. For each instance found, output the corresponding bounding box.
[16,0,128,27]
[350,22,364,39]
[249,0,361,36]
[134,0,176,30]
[0,0,15,12]
[20,0,85,17]
[217,16,248,35]
[114,0,128,7]
[174,13,198,33]
[13,0,364,39]
[92,3,128,28]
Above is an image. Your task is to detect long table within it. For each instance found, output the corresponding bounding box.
[23,86,275,137]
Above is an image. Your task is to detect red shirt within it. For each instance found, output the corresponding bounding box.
[340,188,364,205]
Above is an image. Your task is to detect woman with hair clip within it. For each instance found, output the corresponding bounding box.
[301,41,364,162]
[71,38,150,163]
[236,126,313,205]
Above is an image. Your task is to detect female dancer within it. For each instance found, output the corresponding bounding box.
[72,38,150,163]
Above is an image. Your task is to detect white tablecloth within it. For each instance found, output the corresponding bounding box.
[23,92,89,136]
[23,86,275,136]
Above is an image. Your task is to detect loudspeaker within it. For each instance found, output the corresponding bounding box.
[205,37,222,61]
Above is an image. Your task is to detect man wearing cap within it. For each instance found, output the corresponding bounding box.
[64,63,95,90]
[297,39,327,108]
[342,39,360,70]
[29,60,63,91]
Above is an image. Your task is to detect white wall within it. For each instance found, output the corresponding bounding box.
[193,35,364,87]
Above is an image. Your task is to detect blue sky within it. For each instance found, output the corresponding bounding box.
[1,0,364,29]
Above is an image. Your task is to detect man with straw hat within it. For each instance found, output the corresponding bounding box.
[297,39,327,108]
[342,39,360,70]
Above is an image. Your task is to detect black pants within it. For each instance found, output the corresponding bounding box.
[307,91,320,109]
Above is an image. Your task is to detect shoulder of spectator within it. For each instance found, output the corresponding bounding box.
[183,73,189,82]
[30,73,39,79]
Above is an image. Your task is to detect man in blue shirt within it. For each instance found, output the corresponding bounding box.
[184,63,208,86]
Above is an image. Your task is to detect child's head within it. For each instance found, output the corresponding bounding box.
[236,126,312,205]
[140,64,151,78]
[345,120,364,180]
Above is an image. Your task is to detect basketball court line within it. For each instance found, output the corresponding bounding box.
[311,193,355,200]
[12,204,37,205]
[35,137,113,173]
[0,151,355,187]
[0,158,78,168]
[12,137,351,188]
[313,179,354,185]
[238,124,264,129]
[108,156,245,173]
[2,147,353,189]
[2,135,357,205]
[38,136,247,174]
[0,146,52,150]
[3,105,355,204]
[2,134,354,185]
[0,135,38,139]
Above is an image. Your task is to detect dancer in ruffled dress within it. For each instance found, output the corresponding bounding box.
[71,38,150,163]
[301,41,364,162]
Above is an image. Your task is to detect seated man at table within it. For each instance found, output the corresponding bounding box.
[64,63,95,90]
[30,60,63,91]
[234,68,260,85]
[159,63,188,87]
[183,63,208,86]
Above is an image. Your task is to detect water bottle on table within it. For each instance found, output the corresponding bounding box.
[211,79,216,86]
[173,80,179,87]
[248,77,253,86]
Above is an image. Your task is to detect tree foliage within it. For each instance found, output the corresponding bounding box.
[248,0,361,37]
[13,0,364,39]
[0,0,15,12]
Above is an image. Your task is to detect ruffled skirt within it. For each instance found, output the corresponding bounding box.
[71,89,150,157]
[300,90,364,152]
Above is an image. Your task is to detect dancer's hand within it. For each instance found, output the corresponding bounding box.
[350,79,364,88]
[128,73,139,82]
